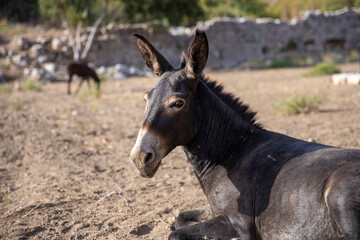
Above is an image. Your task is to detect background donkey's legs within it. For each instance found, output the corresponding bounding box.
[67,74,73,95]
[74,78,84,95]
[86,78,91,90]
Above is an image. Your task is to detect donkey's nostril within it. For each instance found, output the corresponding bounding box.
[144,152,153,164]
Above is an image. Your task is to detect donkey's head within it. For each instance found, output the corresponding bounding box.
[129,30,208,177]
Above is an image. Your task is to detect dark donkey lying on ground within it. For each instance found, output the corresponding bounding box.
[129,30,360,240]
[67,61,100,95]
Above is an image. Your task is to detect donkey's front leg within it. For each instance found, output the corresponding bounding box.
[173,208,213,229]
[74,78,84,95]
[169,215,239,240]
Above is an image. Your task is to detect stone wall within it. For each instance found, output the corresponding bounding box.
[2,8,360,82]
[86,8,360,70]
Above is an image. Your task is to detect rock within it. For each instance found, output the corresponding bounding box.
[332,73,350,85]
[51,38,61,51]
[0,46,7,57]
[43,63,58,74]
[51,37,67,51]
[113,72,126,80]
[332,73,360,85]
[12,54,30,67]
[36,55,49,63]
[29,44,56,63]
[24,67,45,80]
[43,71,57,82]
[97,66,107,75]
[36,36,51,45]
[7,50,13,57]
[30,44,45,58]
[31,68,45,80]
[347,74,360,85]
[23,68,31,76]
[15,36,31,50]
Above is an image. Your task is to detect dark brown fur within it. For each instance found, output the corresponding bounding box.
[67,61,100,95]
[131,31,360,240]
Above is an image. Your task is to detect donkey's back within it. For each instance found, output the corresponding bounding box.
[253,135,360,240]
[66,61,100,95]
[67,61,98,80]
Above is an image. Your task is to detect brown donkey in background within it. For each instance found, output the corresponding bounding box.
[129,30,360,240]
[67,61,100,95]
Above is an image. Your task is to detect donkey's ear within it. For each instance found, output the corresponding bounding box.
[185,29,208,79]
[133,33,173,76]
[180,51,187,69]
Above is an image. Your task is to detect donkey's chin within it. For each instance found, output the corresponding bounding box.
[139,158,162,178]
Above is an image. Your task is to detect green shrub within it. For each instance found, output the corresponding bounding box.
[276,95,323,115]
[22,79,42,91]
[0,84,12,94]
[304,62,340,77]
[269,59,299,68]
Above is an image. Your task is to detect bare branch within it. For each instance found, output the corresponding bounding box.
[60,8,80,61]
[80,12,106,60]
[75,22,82,61]
[80,5,119,60]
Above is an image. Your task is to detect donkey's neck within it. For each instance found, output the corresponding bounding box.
[183,79,263,179]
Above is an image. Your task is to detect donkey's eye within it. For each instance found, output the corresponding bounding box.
[171,100,185,109]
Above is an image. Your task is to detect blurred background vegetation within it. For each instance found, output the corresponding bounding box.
[0,0,360,27]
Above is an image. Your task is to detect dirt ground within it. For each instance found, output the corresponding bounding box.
[1,64,360,240]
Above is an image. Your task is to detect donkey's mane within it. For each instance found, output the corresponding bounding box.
[201,76,262,128]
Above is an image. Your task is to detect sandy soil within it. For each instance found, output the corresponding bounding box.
[1,64,360,239]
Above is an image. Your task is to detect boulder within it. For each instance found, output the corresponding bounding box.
[36,36,51,45]
[24,67,45,81]
[332,73,349,85]
[43,63,58,74]
[43,71,58,82]
[51,37,68,51]
[30,44,45,58]
[12,54,30,67]
[15,37,31,50]
[0,46,7,57]
[347,74,360,85]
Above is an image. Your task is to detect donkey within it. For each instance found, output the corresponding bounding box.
[129,30,360,240]
[67,61,100,95]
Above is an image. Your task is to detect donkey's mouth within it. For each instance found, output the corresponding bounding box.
[140,160,162,178]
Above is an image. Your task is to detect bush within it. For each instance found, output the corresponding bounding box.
[276,95,323,115]
[269,59,299,68]
[22,79,42,91]
[304,62,340,77]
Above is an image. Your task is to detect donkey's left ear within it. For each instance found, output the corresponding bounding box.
[185,29,208,80]
[133,33,174,76]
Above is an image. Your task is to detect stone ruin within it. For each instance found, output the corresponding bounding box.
[86,8,360,70]
[1,8,360,82]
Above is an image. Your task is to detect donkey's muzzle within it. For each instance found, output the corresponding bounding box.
[129,128,162,178]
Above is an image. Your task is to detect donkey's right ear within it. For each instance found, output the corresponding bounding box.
[133,33,174,76]
[185,29,208,80]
